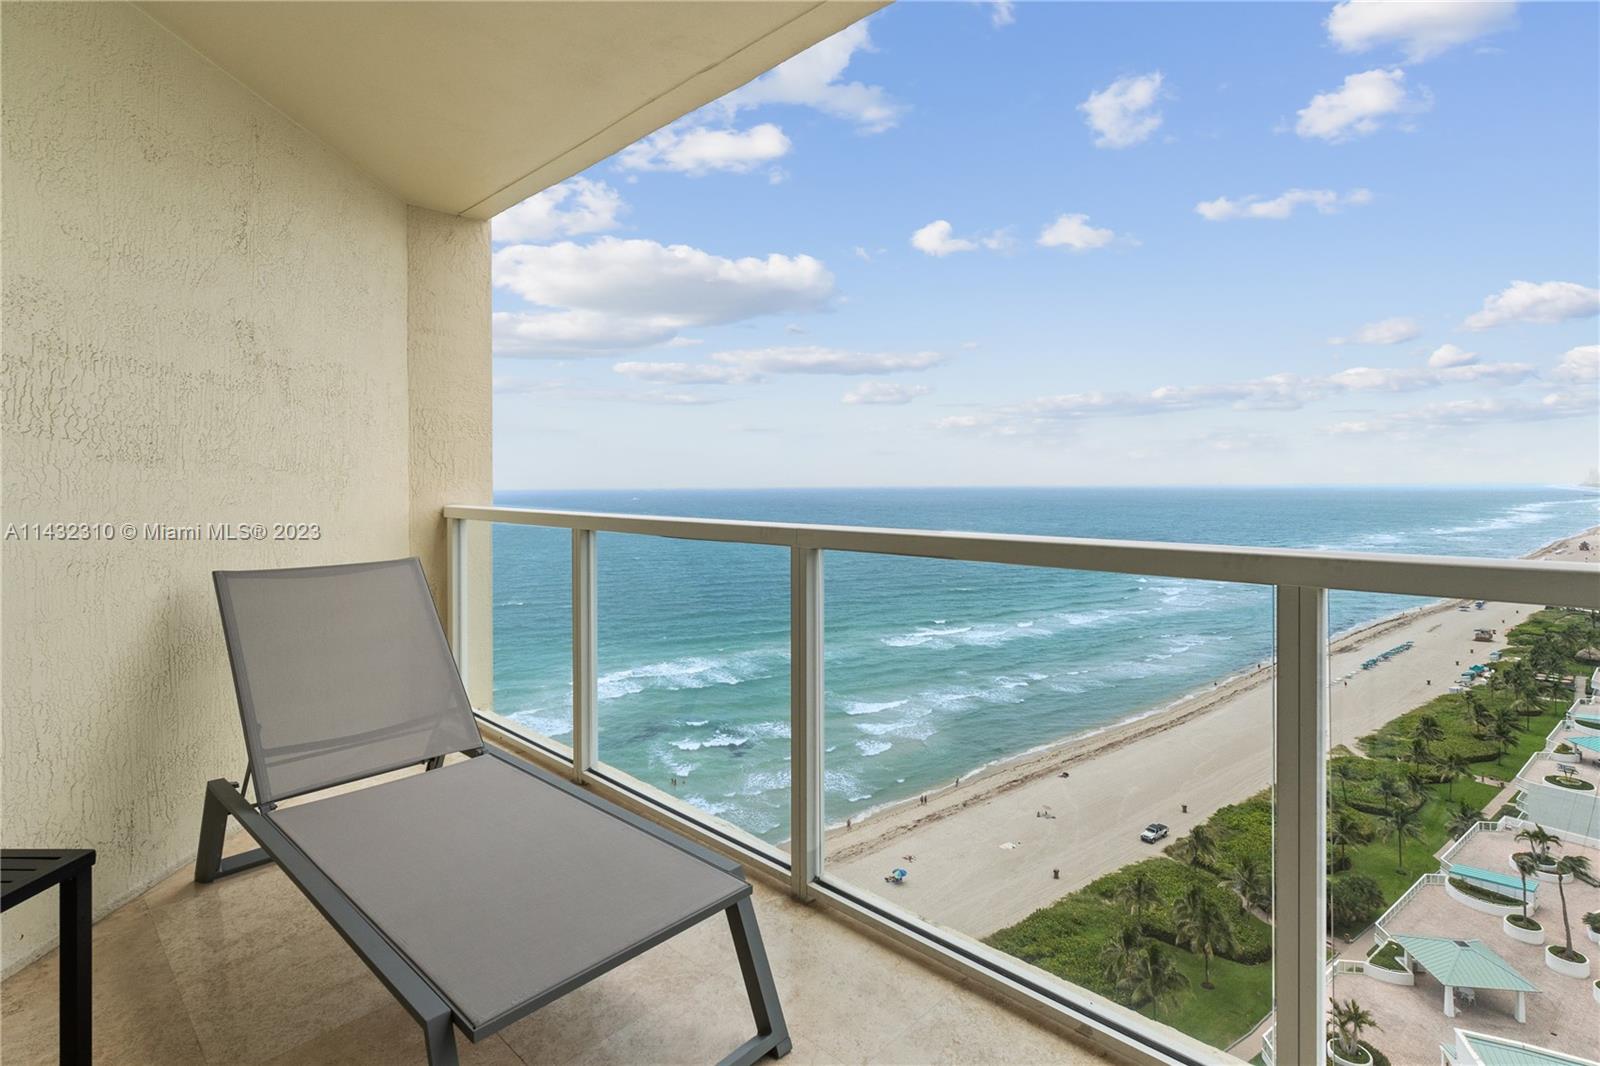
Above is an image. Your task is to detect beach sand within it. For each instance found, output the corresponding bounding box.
[825,528,1600,939]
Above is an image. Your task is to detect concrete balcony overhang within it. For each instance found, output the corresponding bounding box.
[136,0,886,217]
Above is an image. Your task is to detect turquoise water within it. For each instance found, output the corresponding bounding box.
[488,487,1599,843]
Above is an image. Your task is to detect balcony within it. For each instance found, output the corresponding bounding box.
[0,777,1108,1065]
[437,504,1600,1065]
[6,5,1599,1066]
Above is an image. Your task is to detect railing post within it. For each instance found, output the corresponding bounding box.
[447,516,467,677]
[790,546,824,900]
[572,528,598,784]
[1272,585,1328,1066]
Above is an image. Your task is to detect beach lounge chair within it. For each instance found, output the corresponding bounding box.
[194,558,790,1065]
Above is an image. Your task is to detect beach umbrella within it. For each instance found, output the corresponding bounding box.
[892,868,908,880]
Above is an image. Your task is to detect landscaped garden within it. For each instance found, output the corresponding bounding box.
[981,610,1597,1053]
[985,851,1272,1049]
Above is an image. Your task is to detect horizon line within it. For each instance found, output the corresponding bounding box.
[492,481,1600,494]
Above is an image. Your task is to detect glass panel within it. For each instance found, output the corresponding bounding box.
[485,523,574,753]
[823,556,1274,1060]
[1324,583,1599,1066]
[593,533,791,852]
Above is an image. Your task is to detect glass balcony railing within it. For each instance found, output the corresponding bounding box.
[443,503,1598,1066]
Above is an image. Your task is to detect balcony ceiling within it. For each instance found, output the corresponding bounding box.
[137,1,884,218]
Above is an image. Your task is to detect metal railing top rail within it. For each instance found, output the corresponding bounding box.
[443,504,1600,608]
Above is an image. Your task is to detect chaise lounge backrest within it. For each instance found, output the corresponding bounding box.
[213,558,481,804]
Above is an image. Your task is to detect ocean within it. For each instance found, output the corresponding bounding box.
[486,486,1599,843]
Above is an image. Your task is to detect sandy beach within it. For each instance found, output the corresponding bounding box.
[826,528,1600,938]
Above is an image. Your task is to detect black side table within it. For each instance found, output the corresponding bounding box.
[2,849,95,1066]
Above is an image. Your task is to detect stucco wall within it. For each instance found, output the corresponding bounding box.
[1,4,488,972]
[406,207,494,708]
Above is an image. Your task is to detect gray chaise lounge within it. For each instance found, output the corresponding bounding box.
[194,558,790,1065]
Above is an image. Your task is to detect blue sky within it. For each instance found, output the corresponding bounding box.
[491,1,1599,490]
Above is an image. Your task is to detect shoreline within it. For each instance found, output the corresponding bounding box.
[823,525,1599,934]
[826,524,1599,845]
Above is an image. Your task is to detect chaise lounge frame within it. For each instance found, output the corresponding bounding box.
[193,559,790,1066]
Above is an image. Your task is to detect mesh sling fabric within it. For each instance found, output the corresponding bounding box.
[214,558,481,803]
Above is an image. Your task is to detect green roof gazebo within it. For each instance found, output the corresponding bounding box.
[1389,935,1540,1023]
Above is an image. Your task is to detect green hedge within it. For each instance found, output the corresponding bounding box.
[986,857,1274,992]
[1449,877,1519,906]
[1174,790,1272,877]
[1085,859,1272,963]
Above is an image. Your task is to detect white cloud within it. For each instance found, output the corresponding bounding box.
[720,22,903,134]
[493,310,677,354]
[617,123,790,176]
[1553,344,1599,383]
[936,358,1537,435]
[711,346,944,375]
[492,178,624,243]
[1327,1,1517,62]
[1463,280,1600,330]
[1328,361,1532,391]
[842,382,931,405]
[607,347,944,391]
[1036,214,1118,251]
[1427,343,1477,368]
[1295,69,1427,142]
[1328,391,1593,434]
[1079,72,1164,149]
[613,361,755,386]
[1199,187,1373,222]
[491,238,834,355]
[910,220,1012,257]
[1328,315,1421,345]
[988,0,1016,28]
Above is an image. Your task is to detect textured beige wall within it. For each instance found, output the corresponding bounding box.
[2,4,488,972]
[406,206,494,706]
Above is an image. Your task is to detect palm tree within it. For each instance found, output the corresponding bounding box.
[1375,774,1410,812]
[1445,802,1481,840]
[1116,871,1159,934]
[1384,802,1423,874]
[1099,924,1144,988]
[1530,638,1563,688]
[1551,854,1600,961]
[1490,713,1518,758]
[1173,824,1218,870]
[1173,885,1236,990]
[1464,689,1493,736]
[1326,997,1381,1061]
[1414,713,1445,753]
[1440,753,1471,799]
[1227,854,1270,915]
[1515,824,1561,867]
[1120,943,1190,1009]
[1513,853,1537,923]
[1407,736,1434,779]
[1508,687,1542,721]
[1329,807,1367,869]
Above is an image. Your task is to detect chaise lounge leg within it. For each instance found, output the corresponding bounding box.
[722,896,791,1064]
[194,779,231,883]
[423,1011,459,1066]
[193,779,275,883]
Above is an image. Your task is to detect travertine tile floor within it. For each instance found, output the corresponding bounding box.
[1,832,1118,1065]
